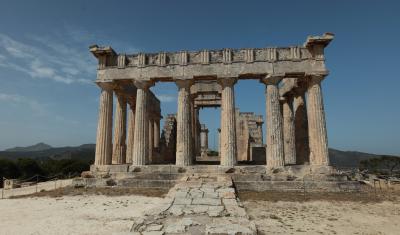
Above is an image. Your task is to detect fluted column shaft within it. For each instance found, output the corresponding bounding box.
[154,118,160,149]
[95,83,114,165]
[112,94,127,164]
[148,116,154,163]
[263,76,285,168]
[219,78,237,166]
[306,76,329,165]
[132,81,153,166]
[293,94,309,164]
[282,97,296,165]
[126,104,135,164]
[175,80,193,166]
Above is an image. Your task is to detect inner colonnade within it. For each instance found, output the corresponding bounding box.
[91,33,334,169]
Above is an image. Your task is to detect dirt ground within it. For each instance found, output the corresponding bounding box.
[239,188,400,235]
[0,189,168,235]
[1,186,400,234]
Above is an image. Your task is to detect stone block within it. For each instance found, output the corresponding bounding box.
[174,197,192,205]
[192,198,221,206]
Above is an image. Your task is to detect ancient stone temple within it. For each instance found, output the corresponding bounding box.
[90,33,333,171]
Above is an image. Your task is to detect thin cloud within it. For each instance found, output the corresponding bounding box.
[0,33,93,84]
[0,93,47,115]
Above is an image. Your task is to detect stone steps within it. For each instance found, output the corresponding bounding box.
[129,174,257,234]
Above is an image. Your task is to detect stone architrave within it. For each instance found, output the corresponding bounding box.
[94,82,114,165]
[126,104,135,164]
[132,80,154,166]
[175,79,193,166]
[218,78,237,166]
[112,93,127,164]
[262,75,285,168]
[306,75,329,166]
[282,96,296,165]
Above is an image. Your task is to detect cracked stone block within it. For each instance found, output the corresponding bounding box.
[216,187,235,193]
[225,205,247,218]
[219,191,236,199]
[207,206,225,217]
[168,205,184,216]
[200,187,215,193]
[205,223,255,235]
[174,191,188,198]
[165,224,186,234]
[222,198,238,206]
[192,198,221,206]
[142,232,164,235]
[174,197,192,205]
[145,224,163,231]
[204,192,219,198]
[188,205,209,213]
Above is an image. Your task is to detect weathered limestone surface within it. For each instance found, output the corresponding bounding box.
[126,105,135,164]
[293,94,310,164]
[263,76,285,168]
[112,94,127,164]
[175,80,193,166]
[307,75,329,166]
[282,96,296,165]
[130,174,256,234]
[219,78,237,166]
[94,83,113,165]
[148,117,154,163]
[132,81,153,166]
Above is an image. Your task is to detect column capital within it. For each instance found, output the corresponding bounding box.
[97,81,115,90]
[261,73,285,85]
[175,79,193,89]
[217,77,237,88]
[133,80,154,90]
[306,71,329,85]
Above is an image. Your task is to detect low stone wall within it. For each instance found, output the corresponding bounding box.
[78,165,361,192]
[1,179,73,199]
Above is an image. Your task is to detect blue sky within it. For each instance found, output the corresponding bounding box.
[0,0,399,155]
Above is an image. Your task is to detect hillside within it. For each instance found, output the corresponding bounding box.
[0,144,95,162]
[0,143,398,168]
[5,143,53,152]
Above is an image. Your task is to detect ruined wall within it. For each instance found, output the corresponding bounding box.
[159,114,177,163]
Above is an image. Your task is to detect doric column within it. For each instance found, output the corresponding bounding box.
[262,75,285,168]
[306,75,329,166]
[154,118,160,149]
[282,96,296,165]
[200,124,209,157]
[132,80,154,166]
[126,103,135,164]
[218,78,237,166]
[218,128,221,157]
[175,79,193,166]
[148,116,154,163]
[112,93,127,164]
[293,93,309,164]
[94,82,114,165]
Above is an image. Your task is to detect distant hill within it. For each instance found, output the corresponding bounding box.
[0,143,398,168]
[0,143,95,162]
[328,148,396,168]
[5,142,53,152]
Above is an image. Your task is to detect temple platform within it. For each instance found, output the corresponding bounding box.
[73,164,361,193]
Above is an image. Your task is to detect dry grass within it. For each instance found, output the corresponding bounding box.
[238,185,400,203]
[9,186,169,199]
